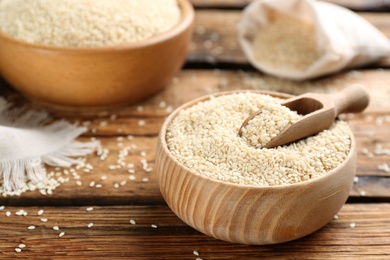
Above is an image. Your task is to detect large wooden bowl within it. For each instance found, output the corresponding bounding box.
[0,0,194,109]
[155,90,357,245]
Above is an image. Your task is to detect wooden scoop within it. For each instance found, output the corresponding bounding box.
[239,84,369,148]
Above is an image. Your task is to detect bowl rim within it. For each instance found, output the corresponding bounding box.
[0,0,194,52]
[159,89,356,190]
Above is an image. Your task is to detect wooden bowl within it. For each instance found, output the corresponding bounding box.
[0,0,194,110]
[155,90,357,245]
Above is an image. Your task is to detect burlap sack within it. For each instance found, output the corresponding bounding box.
[238,0,390,80]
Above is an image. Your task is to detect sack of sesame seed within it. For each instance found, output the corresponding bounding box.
[238,0,390,80]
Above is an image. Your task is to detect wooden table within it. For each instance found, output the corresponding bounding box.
[1,0,390,259]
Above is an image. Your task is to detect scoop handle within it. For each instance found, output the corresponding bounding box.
[334,84,370,115]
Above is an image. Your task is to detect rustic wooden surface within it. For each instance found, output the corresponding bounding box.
[1,1,390,258]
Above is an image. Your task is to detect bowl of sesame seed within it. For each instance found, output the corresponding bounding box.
[155,90,357,245]
[0,0,194,109]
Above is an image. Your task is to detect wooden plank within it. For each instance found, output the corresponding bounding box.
[1,69,389,205]
[0,204,389,258]
[190,0,390,12]
[189,10,390,67]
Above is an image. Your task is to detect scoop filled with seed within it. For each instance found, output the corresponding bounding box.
[239,84,369,149]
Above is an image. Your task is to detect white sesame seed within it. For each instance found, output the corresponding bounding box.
[159,101,167,108]
[142,178,149,182]
[99,121,108,127]
[15,248,22,253]
[167,93,351,186]
[359,190,366,196]
[140,151,147,157]
[87,223,94,228]
[27,226,35,230]
[193,250,200,256]
[138,120,145,126]
[76,180,82,186]
[130,219,136,225]
[333,215,339,220]
[95,184,103,189]
[89,181,95,187]
[120,180,127,186]
[0,205,5,210]
[53,226,59,231]
[353,177,359,183]
[350,223,356,228]
[86,207,94,212]
[41,218,48,222]
[151,224,158,228]
[59,232,65,238]
[129,175,136,181]
[18,244,26,248]
[37,209,44,216]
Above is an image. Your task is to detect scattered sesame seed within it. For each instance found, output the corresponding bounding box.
[359,190,366,196]
[193,250,200,256]
[166,106,173,113]
[99,121,108,127]
[159,101,167,108]
[140,151,147,157]
[59,232,65,238]
[130,219,136,225]
[76,180,82,186]
[353,176,359,183]
[37,209,44,216]
[18,244,26,248]
[15,248,22,253]
[142,178,149,182]
[0,206,5,210]
[41,218,48,222]
[53,226,59,231]
[86,207,94,212]
[350,223,356,228]
[138,120,145,126]
[89,181,96,187]
[129,175,136,181]
[95,184,103,189]
[27,226,35,230]
[6,211,12,216]
[87,223,94,228]
[120,180,127,186]
[151,224,158,228]
[114,183,120,189]
[333,215,339,220]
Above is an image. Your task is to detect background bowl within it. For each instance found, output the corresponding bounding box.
[0,0,194,110]
[155,90,357,245]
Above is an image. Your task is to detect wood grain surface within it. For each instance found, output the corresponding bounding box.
[0,1,390,258]
[0,204,389,259]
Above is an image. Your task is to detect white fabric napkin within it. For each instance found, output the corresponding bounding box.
[0,97,100,195]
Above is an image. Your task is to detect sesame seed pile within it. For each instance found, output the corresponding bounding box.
[252,10,320,72]
[167,92,351,186]
[241,103,301,148]
[0,0,181,47]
